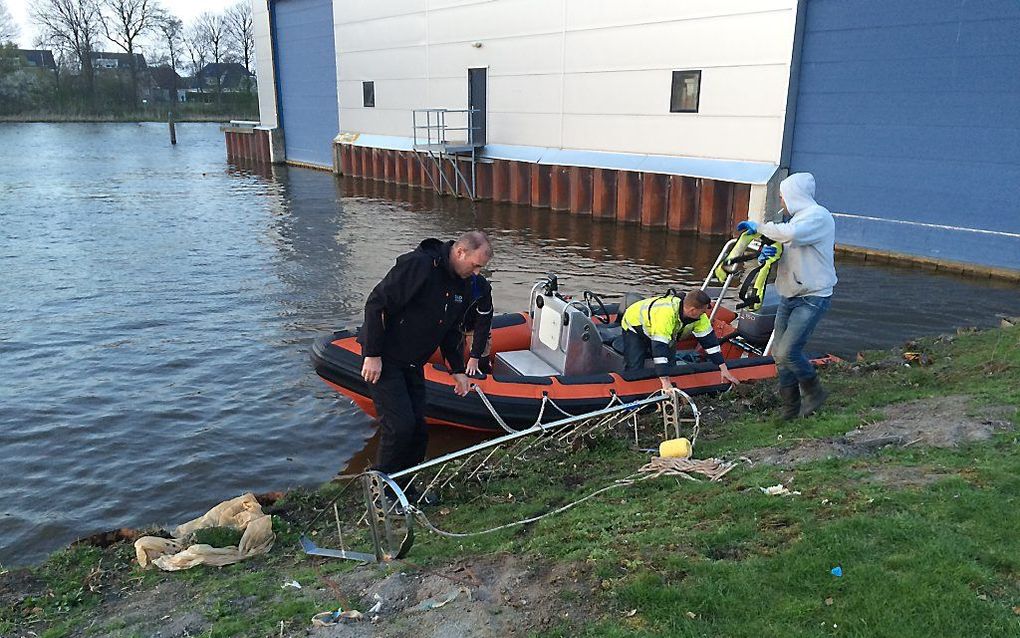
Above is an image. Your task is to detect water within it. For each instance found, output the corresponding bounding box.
[1,123,1017,566]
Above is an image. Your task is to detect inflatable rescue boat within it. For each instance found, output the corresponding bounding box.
[312,269,838,432]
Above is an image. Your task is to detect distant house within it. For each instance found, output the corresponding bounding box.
[195,62,255,93]
[149,64,187,102]
[90,51,147,71]
[9,49,56,71]
[89,51,152,99]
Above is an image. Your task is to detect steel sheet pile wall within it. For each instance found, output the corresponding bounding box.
[335,145,750,234]
[224,128,273,164]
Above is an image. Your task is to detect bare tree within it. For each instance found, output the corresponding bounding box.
[155,13,181,70]
[100,0,159,105]
[223,1,252,74]
[0,0,19,44]
[32,0,104,104]
[183,20,208,89]
[155,12,181,101]
[191,11,226,101]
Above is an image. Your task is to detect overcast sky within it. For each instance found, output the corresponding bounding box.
[6,0,237,48]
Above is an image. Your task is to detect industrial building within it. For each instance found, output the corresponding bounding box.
[235,0,1020,275]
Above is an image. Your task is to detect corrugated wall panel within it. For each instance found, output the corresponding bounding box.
[789,0,1020,271]
[273,0,340,168]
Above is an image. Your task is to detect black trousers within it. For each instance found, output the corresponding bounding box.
[369,361,428,478]
[623,329,652,371]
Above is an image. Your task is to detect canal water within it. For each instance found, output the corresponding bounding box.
[1,123,1017,566]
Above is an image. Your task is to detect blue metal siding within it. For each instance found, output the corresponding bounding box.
[789,0,1020,271]
[272,0,339,168]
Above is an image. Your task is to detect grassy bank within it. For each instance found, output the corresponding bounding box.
[2,323,1017,638]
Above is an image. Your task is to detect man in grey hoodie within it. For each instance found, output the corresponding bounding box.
[736,172,837,419]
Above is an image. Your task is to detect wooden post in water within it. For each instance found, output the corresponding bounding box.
[168,109,177,145]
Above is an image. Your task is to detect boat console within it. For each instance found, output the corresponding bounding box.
[494,276,628,377]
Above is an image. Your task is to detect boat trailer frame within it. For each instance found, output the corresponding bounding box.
[301,389,699,563]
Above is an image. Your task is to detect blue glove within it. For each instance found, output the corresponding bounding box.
[758,244,778,264]
[736,220,758,235]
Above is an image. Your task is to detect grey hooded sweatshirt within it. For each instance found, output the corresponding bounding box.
[759,173,837,298]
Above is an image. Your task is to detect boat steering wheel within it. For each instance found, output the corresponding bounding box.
[583,290,612,324]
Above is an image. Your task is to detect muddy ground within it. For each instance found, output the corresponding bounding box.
[745,395,1015,470]
[1,553,597,638]
[303,555,595,638]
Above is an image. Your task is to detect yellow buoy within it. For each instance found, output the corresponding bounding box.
[659,437,692,459]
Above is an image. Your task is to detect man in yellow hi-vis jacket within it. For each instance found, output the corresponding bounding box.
[621,289,741,392]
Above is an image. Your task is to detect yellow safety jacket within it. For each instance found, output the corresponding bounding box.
[621,294,725,374]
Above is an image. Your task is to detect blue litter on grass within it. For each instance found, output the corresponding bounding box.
[831,566,843,577]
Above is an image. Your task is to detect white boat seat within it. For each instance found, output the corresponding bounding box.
[494,349,562,377]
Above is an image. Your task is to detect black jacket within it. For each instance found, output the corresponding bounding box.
[359,239,472,373]
[462,274,493,359]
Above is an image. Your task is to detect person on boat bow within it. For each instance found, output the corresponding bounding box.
[359,231,494,476]
[735,171,837,420]
[620,288,741,392]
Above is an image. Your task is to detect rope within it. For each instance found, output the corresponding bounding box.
[474,384,630,434]
[638,456,737,482]
[407,455,735,540]
[407,473,653,538]
[473,385,516,433]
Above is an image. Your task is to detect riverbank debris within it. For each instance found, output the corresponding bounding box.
[759,483,801,497]
[133,492,274,571]
[409,586,472,612]
[311,607,364,626]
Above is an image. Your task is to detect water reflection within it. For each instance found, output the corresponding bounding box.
[333,176,1019,357]
[1,123,1017,567]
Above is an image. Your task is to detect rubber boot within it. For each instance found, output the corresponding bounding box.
[778,384,801,421]
[799,376,828,417]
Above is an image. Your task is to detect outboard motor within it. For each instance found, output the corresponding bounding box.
[735,286,779,345]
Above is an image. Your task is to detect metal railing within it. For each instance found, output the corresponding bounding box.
[412,108,482,149]
[411,107,484,199]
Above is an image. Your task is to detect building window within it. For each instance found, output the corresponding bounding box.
[669,70,701,113]
[363,81,375,108]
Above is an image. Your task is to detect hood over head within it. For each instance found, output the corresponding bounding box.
[417,237,457,274]
[780,172,818,215]
[416,237,445,257]
[394,237,449,270]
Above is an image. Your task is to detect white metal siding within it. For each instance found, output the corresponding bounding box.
[253,0,278,128]
[334,0,798,164]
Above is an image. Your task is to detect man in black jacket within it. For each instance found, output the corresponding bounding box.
[359,231,494,476]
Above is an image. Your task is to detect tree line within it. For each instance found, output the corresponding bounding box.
[0,0,256,118]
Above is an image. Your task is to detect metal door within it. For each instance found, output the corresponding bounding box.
[271,0,340,168]
[468,68,487,146]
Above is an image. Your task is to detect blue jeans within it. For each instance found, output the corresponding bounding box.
[772,295,831,388]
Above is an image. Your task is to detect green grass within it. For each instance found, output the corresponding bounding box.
[4,325,1018,637]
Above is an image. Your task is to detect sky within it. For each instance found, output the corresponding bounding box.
[5,0,236,48]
